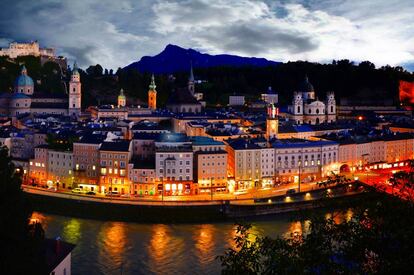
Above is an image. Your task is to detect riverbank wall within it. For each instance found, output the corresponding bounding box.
[24,184,371,223]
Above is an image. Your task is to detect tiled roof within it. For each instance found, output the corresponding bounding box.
[100,140,130,152]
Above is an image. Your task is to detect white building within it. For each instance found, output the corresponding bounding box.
[229,95,245,106]
[273,139,339,184]
[287,76,336,125]
[155,133,194,195]
[47,149,74,189]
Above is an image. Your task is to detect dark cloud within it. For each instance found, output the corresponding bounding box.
[0,0,412,68]
[199,23,318,56]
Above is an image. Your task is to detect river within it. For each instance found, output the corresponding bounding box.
[31,210,353,275]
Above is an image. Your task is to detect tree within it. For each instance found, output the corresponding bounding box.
[317,171,351,189]
[219,194,414,274]
[0,146,46,274]
[388,160,414,201]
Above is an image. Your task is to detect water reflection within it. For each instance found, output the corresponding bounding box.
[147,224,186,273]
[100,222,127,260]
[149,224,170,260]
[35,209,356,275]
[62,218,81,243]
[193,224,215,264]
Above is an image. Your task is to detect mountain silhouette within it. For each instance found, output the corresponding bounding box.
[125,44,280,74]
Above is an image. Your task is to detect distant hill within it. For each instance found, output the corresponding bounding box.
[125,44,280,74]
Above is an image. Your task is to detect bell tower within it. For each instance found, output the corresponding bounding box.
[118,89,126,107]
[69,62,81,118]
[148,74,157,110]
[266,103,279,140]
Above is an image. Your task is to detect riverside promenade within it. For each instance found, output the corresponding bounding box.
[23,182,368,222]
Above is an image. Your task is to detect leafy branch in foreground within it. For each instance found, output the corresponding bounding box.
[219,195,414,274]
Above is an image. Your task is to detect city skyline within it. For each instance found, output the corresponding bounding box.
[0,0,413,70]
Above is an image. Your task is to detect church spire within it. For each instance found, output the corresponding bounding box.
[149,74,156,90]
[72,61,79,75]
[189,61,194,82]
[188,61,195,96]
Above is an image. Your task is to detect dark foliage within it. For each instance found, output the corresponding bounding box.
[1,56,413,109]
[219,194,414,274]
[0,146,46,274]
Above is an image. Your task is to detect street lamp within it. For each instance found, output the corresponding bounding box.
[161,159,167,202]
[210,178,213,201]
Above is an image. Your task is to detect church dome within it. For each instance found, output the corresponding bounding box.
[15,74,34,87]
[14,65,34,87]
[299,76,314,93]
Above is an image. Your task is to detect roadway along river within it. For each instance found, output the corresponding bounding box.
[32,210,353,274]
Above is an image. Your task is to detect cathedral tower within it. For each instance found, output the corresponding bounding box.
[266,103,279,140]
[69,62,81,118]
[148,74,157,110]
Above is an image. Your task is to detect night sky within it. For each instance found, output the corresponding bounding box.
[0,0,413,70]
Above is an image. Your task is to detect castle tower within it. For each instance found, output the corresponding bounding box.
[118,89,126,107]
[266,103,279,140]
[148,74,157,110]
[188,62,195,96]
[14,65,34,95]
[69,62,81,118]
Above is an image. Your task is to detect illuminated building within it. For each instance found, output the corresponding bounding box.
[226,138,263,190]
[128,160,156,195]
[73,135,104,191]
[47,149,74,189]
[191,136,228,194]
[272,139,339,183]
[99,140,132,194]
[155,133,194,195]
[29,145,48,185]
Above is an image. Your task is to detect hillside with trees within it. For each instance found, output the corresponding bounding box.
[0,55,413,108]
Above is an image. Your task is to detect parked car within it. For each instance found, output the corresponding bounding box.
[47,186,57,192]
[86,191,96,195]
[105,191,120,197]
[71,188,84,194]
[120,193,131,198]
[286,189,296,195]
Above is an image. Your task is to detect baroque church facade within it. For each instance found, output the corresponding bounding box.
[287,76,336,125]
[0,64,81,118]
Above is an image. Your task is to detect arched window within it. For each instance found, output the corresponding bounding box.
[331,106,334,113]
[308,109,311,114]
[316,109,319,114]
[297,106,300,113]
[316,118,320,124]
[189,107,192,113]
